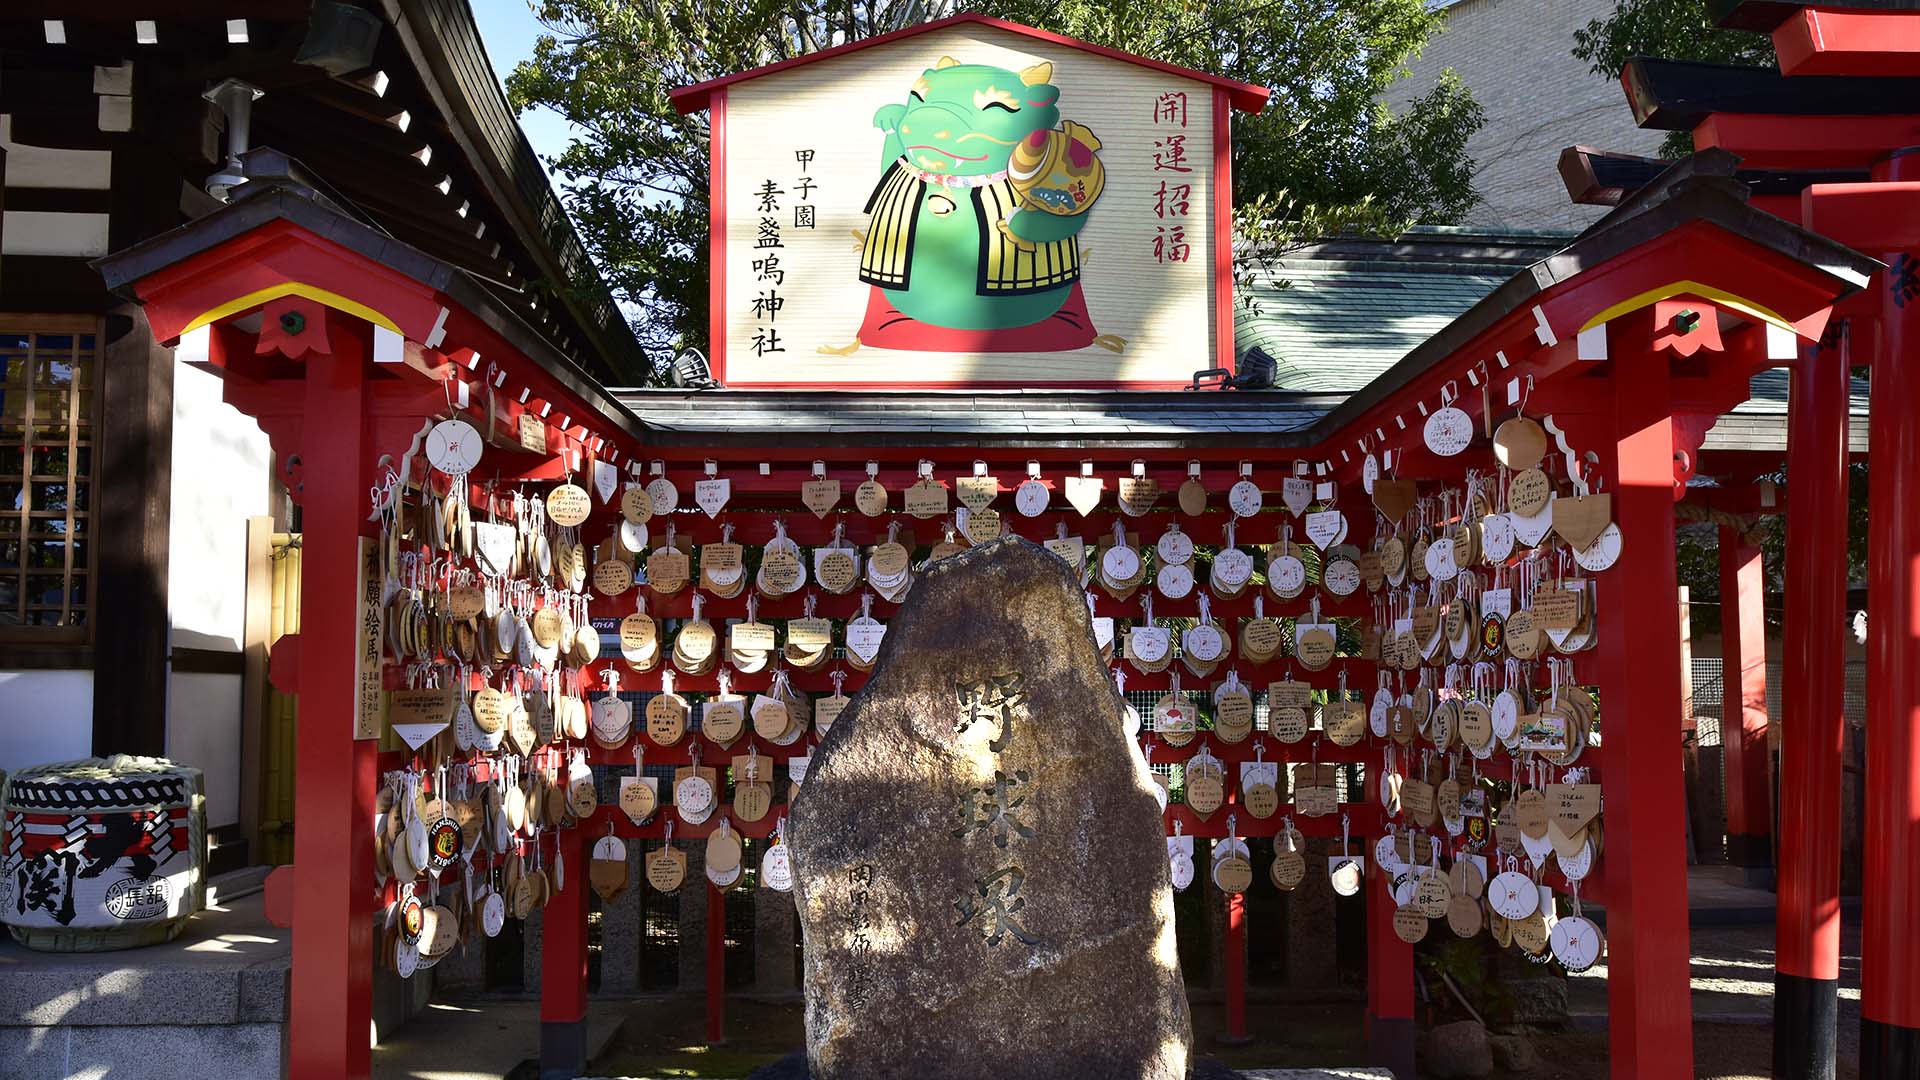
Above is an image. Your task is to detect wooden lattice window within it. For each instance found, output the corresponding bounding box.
[0,316,100,641]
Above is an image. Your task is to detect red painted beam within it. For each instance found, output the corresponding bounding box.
[540,827,591,1074]
[1593,313,1694,1080]
[1224,890,1248,1042]
[1364,859,1415,1079]
[1776,329,1850,1078]
[1776,8,1920,77]
[1718,529,1773,869]
[1695,113,1920,169]
[706,883,727,1043]
[1862,145,1920,1076]
[285,319,379,1080]
[1802,180,1920,249]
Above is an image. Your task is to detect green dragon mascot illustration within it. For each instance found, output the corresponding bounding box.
[822,55,1123,356]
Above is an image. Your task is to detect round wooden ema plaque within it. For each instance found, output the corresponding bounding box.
[1417,873,1452,918]
[817,548,860,593]
[1488,870,1540,919]
[1324,701,1366,747]
[568,775,598,819]
[593,559,634,597]
[546,483,592,527]
[1270,705,1310,744]
[733,781,772,822]
[510,875,539,920]
[621,484,654,524]
[706,828,742,875]
[1511,909,1551,956]
[1186,770,1225,817]
[1392,903,1430,943]
[1271,848,1307,891]
[419,904,459,959]
[646,846,687,892]
[1550,913,1605,972]
[761,843,794,892]
[1489,908,1514,948]
[675,773,716,823]
[398,889,425,946]
[855,479,888,516]
[619,777,658,823]
[1296,626,1337,671]
[1214,689,1254,743]
[1328,854,1364,896]
[644,476,680,514]
[646,694,688,746]
[704,697,745,746]
[1493,414,1547,469]
[1239,617,1282,662]
[1178,478,1207,516]
[1508,468,1552,518]
[1447,893,1484,938]
[1212,854,1253,895]
[1244,782,1279,819]
[1448,858,1485,900]
[1169,852,1195,892]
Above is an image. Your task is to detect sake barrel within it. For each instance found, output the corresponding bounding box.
[1,756,206,951]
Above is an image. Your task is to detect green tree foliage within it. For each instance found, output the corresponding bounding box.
[507,0,1482,377]
[1571,0,1774,157]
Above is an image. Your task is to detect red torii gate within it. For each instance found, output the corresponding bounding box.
[1611,7,1920,1069]
[94,137,1873,1080]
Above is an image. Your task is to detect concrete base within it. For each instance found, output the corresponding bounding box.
[0,875,291,1080]
[0,1019,288,1080]
[1365,1016,1416,1080]
[0,866,440,1080]
[542,1018,588,1080]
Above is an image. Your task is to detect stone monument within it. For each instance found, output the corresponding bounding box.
[786,537,1191,1080]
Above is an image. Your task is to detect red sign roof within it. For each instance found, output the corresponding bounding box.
[669,13,1273,115]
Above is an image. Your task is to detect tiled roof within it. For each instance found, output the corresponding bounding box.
[1232,227,1868,455]
[614,389,1344,448]
[1233,227,1567,394]
[1235,263,1515,393]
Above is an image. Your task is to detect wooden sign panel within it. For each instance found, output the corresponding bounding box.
[354,537,384,740]
[717,22,1221,387]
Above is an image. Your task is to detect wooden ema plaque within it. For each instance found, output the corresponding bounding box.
[693,18,1262,388]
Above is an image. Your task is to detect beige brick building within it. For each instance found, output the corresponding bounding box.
[1389,0,1666,232]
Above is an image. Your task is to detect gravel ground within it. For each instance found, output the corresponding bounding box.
[1561,911,1863,1079]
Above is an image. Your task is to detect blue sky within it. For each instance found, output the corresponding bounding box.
[470,0,571,178]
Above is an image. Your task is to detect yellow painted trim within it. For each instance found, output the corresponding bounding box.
[1579,279,1796,334]
[180,282,404,336]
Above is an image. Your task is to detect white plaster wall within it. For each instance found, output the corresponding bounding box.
[0,670,95,776]
[164,331,273,828]
[166,672,244,826]
[168,334,272,652]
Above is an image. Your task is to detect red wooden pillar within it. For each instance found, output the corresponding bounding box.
[707,882,727,1043]
[1718,527,1772,877]
[1592,322,1694,1080]
[286,317,379,1080]
[1223,889,1248,1042]
[540,826,592,1079]
[1777,327,1850,1080]
[1365,854,1414,1078]
[1863,144,1920,1079]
